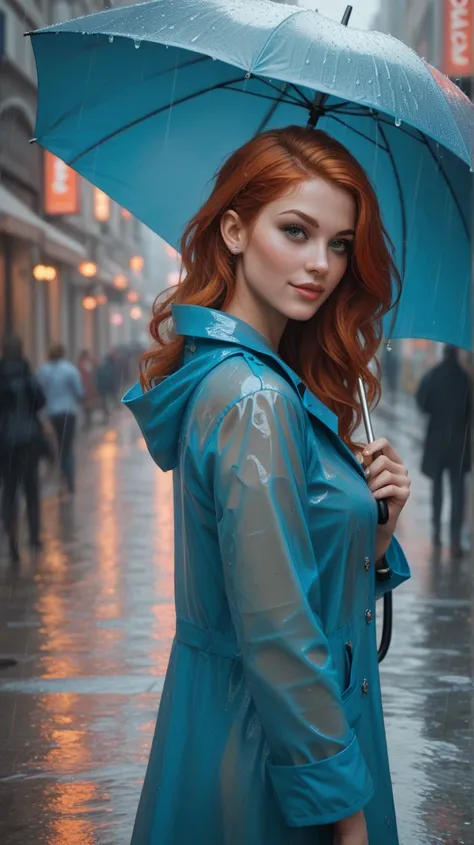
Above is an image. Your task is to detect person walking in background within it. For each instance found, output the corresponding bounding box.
[0,337,45,562]
[77,349,97,430]
[95,353,117,423]
[37,345,83,496]
[416,345,472,557]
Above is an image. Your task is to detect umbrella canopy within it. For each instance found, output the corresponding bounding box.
[30,0,474,349]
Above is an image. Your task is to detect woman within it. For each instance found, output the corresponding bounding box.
[124,127,411,845]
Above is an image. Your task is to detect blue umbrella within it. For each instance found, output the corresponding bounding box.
[29,0,473,351]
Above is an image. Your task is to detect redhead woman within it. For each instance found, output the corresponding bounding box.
[124,127,411,845]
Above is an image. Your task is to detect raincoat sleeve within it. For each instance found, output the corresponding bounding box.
[376,537,411,602]
[211,388,374,827]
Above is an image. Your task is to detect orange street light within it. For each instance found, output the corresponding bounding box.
[33,264,57,282]
[79,261,98,278]
[129,255,144,273]
[130,305,143,320]
[113,273,128,290]
[82,295,97,311]
[127,290,140,303]
[96,293,108,305]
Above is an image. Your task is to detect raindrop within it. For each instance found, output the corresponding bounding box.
[395,117,402,127]
[305,59,310,65]
[386,341,392,352]
[368,78,373,84]
[134,40,141,49]
[191,35,199,42]
[470,167,473,173]
[347,57,351,63]
[108,35,114,43]
[355,80,360,86]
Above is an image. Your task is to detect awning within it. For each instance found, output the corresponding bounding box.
[0,183,85,266]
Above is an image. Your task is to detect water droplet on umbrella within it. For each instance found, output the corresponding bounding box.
[395,117,402,127]
[470,167,474,173]
[108,35,114,43]
[347,57,351,63]
[169,24,175,29]
[368,78,373,84]
[305,59,310,65]
[356,80,360,86]
[134,40,141,49]
[191,35,199,42]
[386,341,392,352]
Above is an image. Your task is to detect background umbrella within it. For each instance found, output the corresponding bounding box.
[28,0,474,662]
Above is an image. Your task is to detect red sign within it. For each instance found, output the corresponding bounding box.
[44,151,80,215]
[443,0,474,77]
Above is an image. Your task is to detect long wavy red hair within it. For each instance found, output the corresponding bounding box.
[141,126,400,449]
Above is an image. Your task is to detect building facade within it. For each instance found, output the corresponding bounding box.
[0,0,170,368]
[372,0,474,388]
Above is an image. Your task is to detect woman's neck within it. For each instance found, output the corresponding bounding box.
[224,287,287,352]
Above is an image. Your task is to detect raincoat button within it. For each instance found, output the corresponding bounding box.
[361,679,369,696]
[365,609,373,624]
[364,557,371,572]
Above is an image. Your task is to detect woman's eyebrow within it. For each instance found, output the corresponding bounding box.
[278,209,355,236]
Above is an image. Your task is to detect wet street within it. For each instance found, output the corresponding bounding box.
[0,397,472,845]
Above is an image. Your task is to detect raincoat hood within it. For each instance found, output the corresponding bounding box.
[122,304,339,471]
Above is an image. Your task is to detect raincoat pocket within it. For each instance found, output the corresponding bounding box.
[336,631,362,728]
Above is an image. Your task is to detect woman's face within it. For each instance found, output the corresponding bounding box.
[222,177,357,325]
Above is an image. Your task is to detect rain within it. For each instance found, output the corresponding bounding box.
[0,0,473,843]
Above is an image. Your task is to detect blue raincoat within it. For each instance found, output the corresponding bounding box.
[123,305,411,845]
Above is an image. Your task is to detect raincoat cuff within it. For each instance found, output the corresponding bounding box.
[376,535,411,601]
[267,733,374,827]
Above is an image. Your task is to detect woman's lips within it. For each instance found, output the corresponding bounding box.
[290,284,324,301]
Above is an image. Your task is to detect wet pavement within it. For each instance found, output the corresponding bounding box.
[0,400,472,845]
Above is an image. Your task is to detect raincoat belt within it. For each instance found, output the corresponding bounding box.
[176,618,241,661]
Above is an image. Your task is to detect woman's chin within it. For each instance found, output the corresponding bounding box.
[280,300,321,322]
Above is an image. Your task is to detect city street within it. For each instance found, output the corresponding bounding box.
[0,399,472,845]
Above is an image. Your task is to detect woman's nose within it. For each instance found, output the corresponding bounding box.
[306,245,329,275]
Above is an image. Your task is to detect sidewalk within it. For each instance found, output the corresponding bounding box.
[0,410,472,845]
[375,388,424,446]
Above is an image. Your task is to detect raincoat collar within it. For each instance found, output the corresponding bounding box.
[172,305,340,436]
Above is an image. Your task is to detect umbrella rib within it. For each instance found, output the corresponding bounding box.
[325,114,390,152]
[376,122,408,341]
[238,79,307,107]
[420,135,470,241]
[66,74,250,166]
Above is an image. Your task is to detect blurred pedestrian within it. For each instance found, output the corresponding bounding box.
[416,345,471,556]
[95,353,116,423]
[77,349,97,430]
[0,337,45,561]
[37,345,83,496]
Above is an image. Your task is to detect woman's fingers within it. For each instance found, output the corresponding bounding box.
[366,454,407,480]
[373,483,411,502]
[363,438,404,466]
[369,470,411,497]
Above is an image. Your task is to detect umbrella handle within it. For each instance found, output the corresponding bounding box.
[357,378,390,525]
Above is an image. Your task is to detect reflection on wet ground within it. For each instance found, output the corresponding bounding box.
[0,403,472,844]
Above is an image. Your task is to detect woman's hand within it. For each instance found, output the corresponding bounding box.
[362,438,411,557]
[333,809,368,845]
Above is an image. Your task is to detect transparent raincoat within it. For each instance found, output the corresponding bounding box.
[124,305,410,845]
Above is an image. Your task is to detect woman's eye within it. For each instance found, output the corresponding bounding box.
[331,239,352,254]
[282,224,308,240]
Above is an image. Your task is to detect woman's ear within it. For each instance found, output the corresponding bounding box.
[220,210,246,255]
